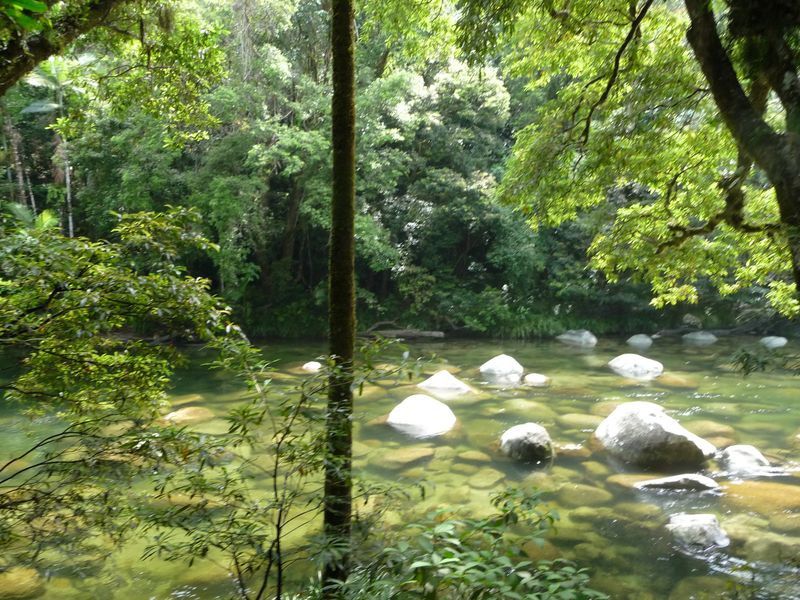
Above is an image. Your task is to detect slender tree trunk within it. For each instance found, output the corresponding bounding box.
[4,116,26,204]
[322,0,355,595]
[60,136,74,237]
[684,0,800,292]
[24,165,36,215]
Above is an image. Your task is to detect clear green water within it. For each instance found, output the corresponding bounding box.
[4,336,800,599]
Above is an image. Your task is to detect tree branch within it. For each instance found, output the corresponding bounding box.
[0,0,131,96]
[580,0,655,144]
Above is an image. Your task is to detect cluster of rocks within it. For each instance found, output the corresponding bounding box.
[378,340,795,564]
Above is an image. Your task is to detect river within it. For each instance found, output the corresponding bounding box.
[3,335,800,598]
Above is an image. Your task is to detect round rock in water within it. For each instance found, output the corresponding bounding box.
[608,353,663,381]
[387,394,456,439]
[523,372,551,387]
[479,354,523,384]
[556,329,598,348]
[594,401,716,469]
[626,334,653,350]
[718,444,770,476]
[634,473,720,492]
[682,331,718,346]
[500,422,553,463]
[302,360,322,373]
[666,513,729,548]
[417,370,472,396]
[760,336,788,350]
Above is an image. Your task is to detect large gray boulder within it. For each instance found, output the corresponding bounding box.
[608,353,663,381]
[594,401,716,469]
[760,336,788,350]
[417,370,472,397]
[479,354,523,385]
[682,331,718,346]
[666,513,729,548]
[626,334,653,350]
[556,329,598,348]
[718,444,771,476]
[387,394,456,438]
[500,423,553,463]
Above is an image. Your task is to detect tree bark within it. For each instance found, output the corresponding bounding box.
[3,116,27,204]
[322,0,355,595]
[0,0,129,97]
[684,0,800,291]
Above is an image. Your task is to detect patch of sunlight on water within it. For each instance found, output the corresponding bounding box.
[4,336,800,598]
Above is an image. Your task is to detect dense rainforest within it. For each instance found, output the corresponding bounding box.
[2,1,800,599]
[1,0,759,340]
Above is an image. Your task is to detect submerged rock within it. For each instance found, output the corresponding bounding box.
[717,444,771,476]
[383,446,434,468]
[608,353,664,381]
[479,354,523,384]
[556,329,598,348]
[724,480,800,514]
[594,401,716,469]
[500,423,553,463]
[627,334,653,350]
[163,406,215,425]
[760,336,788,350]
[634,473,720,492]
[387,394,456,438]
[557,413,604,431]
[301,360,322,373]
[558,483,613,507]
[417,370,472,396]
[523,372,551,387]
[682,331,718,346]
[666,513,729,548]
[0,567,44,599]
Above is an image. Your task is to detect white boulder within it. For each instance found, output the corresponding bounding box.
[302,361,322,373]
[666,513,729,548]
[760,336,788,350]
[556,329,598,348]
[387,394,456,438]
[634,474,720,492]
[479,354,523,384]
[682,331,718,346]
[608,353,663,381]
[417,370,472,396]
[500,423,553,463]
[594,401,716,469]
[626,334,653,350]
[523,373,551,387]
[718,444,770,476]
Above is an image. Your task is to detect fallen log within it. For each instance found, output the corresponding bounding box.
[363,329,445,339]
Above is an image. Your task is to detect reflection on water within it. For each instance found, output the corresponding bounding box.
[3,336,800,598]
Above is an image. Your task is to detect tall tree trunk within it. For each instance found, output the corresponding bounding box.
[4,116,26,204]
[24,165,36,215]
[684,0,800,292]
[322,0,355,595]
[57,135,75,238]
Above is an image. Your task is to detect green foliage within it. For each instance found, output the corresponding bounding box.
[325,488,606,600]
[0,206,238,561]
[454,0,799,317]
